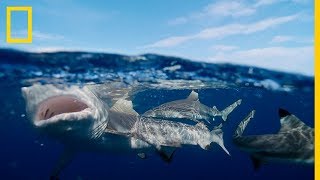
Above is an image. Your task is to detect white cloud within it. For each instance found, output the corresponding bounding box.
[253,0,278,7]
[33,31,65,40]
[147,14,299,48]
[11,30,65,41]
[28,46,70,52]
[203,1,256,18]
[143,36,193,48]
[211,45,239,51]
[270,35,314,44]
[168,0,309,25]
[209,46,314,75]
[168,17,188,25]
[270,35,294,43]
[168,0,281,25]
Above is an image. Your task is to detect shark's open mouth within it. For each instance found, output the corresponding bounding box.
[36,95,89,121]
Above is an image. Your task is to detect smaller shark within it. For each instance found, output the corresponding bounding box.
[142,91,242,124]
[233,109,314,170]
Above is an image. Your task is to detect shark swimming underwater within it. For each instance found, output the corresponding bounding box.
[233,109,314,170]
[143,90,242,123]
[22,83,230,178]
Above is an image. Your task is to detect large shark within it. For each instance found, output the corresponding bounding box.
[143,90,242,123]
[22,83,230,178]
[233,109,314,169]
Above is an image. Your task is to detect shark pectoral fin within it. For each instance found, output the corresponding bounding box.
[107,99,139,133]
[187,90,199,101]
[234,110,255,138]
[250,155,263,171]
[110,99,139,116]
[213,123,223,130]
[50,147,77,179]
[220,99,242,121]
[157,146,177,163]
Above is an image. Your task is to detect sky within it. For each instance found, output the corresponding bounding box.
[0,0,314,75]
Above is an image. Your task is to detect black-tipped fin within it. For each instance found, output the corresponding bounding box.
[278,108,291,118]
[50,147,76,179]
[278,108,310,133]
[251,155,262,171]
[157,147,176,163]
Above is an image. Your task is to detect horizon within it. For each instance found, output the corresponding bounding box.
[0,47,314,77]
[0,0,314,75]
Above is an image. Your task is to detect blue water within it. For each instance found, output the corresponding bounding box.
[0,48,314,179]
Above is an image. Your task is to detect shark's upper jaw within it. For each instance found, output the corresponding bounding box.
[36,95,89,121]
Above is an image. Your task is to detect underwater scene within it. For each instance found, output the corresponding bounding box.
[0,49,314,179]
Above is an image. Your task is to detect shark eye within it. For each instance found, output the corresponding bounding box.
[36,95,88,120]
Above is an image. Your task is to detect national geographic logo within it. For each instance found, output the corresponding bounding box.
[6,6,33,44]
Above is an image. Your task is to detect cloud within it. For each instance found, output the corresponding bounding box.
[210,45,239,51]
[168,0,309,25]
[33,31,65,40]
[209,46,314,75]
[270,35,294,43]
[11,30,65,41]
[270,35,314,44]
[28,46,70,52]
[168,0,280,25]
[168,17,189,25]
[253,0,278,7]
[147,14,299,48]
[202,1,256,18]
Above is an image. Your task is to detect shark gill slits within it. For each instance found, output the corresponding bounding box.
[36,95,88,121]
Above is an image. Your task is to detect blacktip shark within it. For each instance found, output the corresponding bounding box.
[22,83,230,178]
[233,109,314,170]
[143,90,242,123]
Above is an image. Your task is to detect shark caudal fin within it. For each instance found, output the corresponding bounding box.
[233,110,255,138]
[218,99,242,121]
[211,124,230,156]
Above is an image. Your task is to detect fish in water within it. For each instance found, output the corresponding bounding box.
[22,83,230,178]
[142,90,242,124]
[233,109,314,170]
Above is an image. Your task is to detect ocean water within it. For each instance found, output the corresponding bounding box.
[0,49,314,179]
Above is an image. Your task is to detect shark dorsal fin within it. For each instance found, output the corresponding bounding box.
[110,99,138,116]
[187,91,199,101]
[278,108,308,133]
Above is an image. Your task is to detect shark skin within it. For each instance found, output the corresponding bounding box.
[142,90,242,123]
[233,109,314,170]
[22,83,230,178]
[132,116,229,154]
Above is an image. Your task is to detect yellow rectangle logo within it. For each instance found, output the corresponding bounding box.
[6,6,33,44]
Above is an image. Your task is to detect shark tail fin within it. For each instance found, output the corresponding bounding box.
[211,124,230,156]
[219,99,242,121]
[234,110,255,138]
